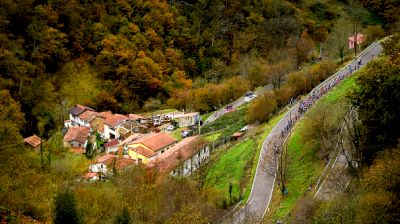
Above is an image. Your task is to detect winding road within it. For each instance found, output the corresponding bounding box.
[204,85,271,125]
[223,41,382,223]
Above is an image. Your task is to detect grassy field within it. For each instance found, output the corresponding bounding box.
[242,109,288,202]
[201,108,246,139]
[201,111,213,122]
[267,74,359,221]
[205,139,256,205]
[204,132,221,142]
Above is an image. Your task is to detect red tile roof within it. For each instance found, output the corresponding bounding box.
[98,111,113,118]
[94,154,116,165]
[104,139,119,148]
[78,110,98,122]
[63,126,90,144]
[132,133,177,152]
[24,135,41,148]
[149,136,208,174]
[232,132,243,137]
[82,172,98,179]
[128,113,145,120]
[115,158,135,170]
[104,114,129,128]
[130,146,156,158]
[119,133,144,146]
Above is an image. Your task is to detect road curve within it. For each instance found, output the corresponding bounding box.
[225,42,382,224]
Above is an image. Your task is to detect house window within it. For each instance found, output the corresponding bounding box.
[161,150,165,154]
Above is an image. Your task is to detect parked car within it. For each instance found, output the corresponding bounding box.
[166,125,175,131]
[244,91,257,102]
[181,130,193,138]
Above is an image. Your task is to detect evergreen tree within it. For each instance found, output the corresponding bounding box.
[53,189,80,224]
[114,206,132,224]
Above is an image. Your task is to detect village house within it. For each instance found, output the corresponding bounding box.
[128,113,146,124]
[348,33,366,49]
[89,153,116,176]
[114,157,136,170]
[87,153,135,180]
[166,112,200,127]
[118,133,144,155]
[82,172,99,182]
[104,138,119,154]
[127,133,177,164]
[149,136,210,177]
[90,111,113,135]
[63,126,90,149]
[68,104,95,127]
[23,135,41,151]
[103,114,130,140]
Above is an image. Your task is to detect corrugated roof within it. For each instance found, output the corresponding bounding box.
[69,104,94,116]
[24,135,41,148]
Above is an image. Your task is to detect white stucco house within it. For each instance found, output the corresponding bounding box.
[87,154,135,180]
[88,154,116,176]
[69,104,95,127]
[104,139,119,154]
[166,112,200,127]
[149,136,210,177]
[104,114,138,140]
[103,114,130,140]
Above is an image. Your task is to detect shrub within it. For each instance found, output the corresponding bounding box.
[245,91,277,124]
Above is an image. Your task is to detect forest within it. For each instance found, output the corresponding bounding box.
[1,0,396,136]
[1,0,399,223]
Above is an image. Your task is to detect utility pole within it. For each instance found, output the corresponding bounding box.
[40,137,44,171]
[212,126,215,151]
[198,114,201,136]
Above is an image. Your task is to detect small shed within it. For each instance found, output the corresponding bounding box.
[24,135,42,151]
[231,132,243,141]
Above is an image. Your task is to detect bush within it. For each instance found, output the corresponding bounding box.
[53,189,80,224]
[245,91,277,124]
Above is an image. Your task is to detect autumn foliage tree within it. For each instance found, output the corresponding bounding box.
[245,91,278,124]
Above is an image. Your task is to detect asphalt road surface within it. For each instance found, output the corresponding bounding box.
[204,85,271,125]
[224,41,382,224]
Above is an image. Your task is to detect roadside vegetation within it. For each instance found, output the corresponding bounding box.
[204,139,257,207]
[265,35,400,223]
[265,71,358,222]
